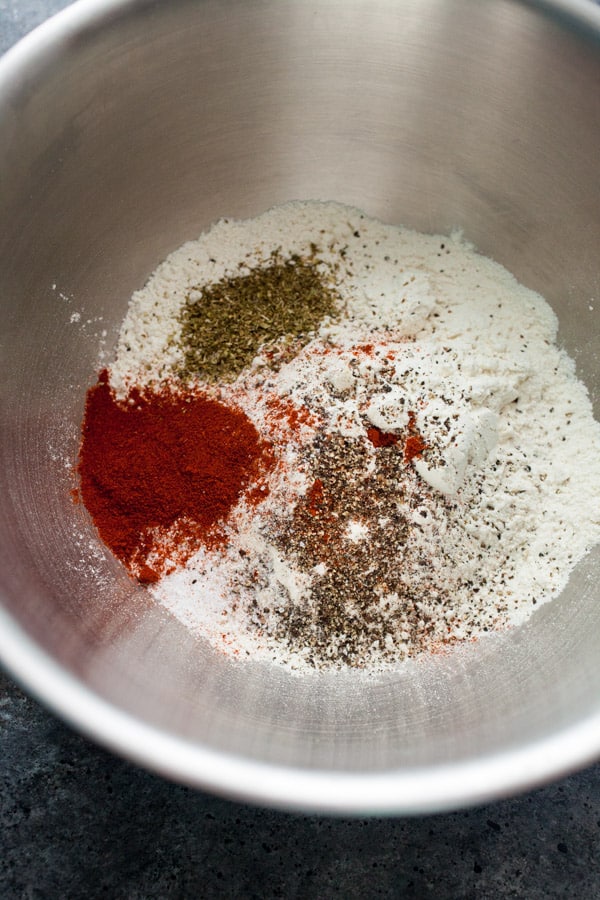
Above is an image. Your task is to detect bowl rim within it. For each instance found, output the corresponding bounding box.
[3,606,600,815]
[1,0,600,814]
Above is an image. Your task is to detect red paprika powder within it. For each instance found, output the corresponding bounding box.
[77,370,272,583]
[365,415,427,461]
[404,410,427,462]
[366,426,400,449]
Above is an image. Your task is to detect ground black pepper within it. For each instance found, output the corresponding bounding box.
[268,432,449,667]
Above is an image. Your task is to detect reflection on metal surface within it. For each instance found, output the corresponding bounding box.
[0,0,599,813]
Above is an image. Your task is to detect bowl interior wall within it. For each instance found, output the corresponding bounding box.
[1,0,599,775]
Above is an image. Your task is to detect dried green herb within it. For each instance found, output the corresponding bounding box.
[177,253,341,382]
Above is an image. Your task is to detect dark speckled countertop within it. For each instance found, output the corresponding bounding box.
[1,2,600,897]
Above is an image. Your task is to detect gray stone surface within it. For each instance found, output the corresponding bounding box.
[2,666,600,899]
[2,2,600,897]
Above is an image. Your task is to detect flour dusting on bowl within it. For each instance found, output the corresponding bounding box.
[76,201,600,671]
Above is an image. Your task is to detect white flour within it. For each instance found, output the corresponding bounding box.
[107,201,600,671]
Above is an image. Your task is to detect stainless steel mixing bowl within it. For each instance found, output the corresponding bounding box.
[1,0,599,814]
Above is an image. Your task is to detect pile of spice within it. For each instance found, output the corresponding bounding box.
[77,201,600,671]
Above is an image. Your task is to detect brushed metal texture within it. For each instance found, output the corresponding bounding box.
[0,0,599,813]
